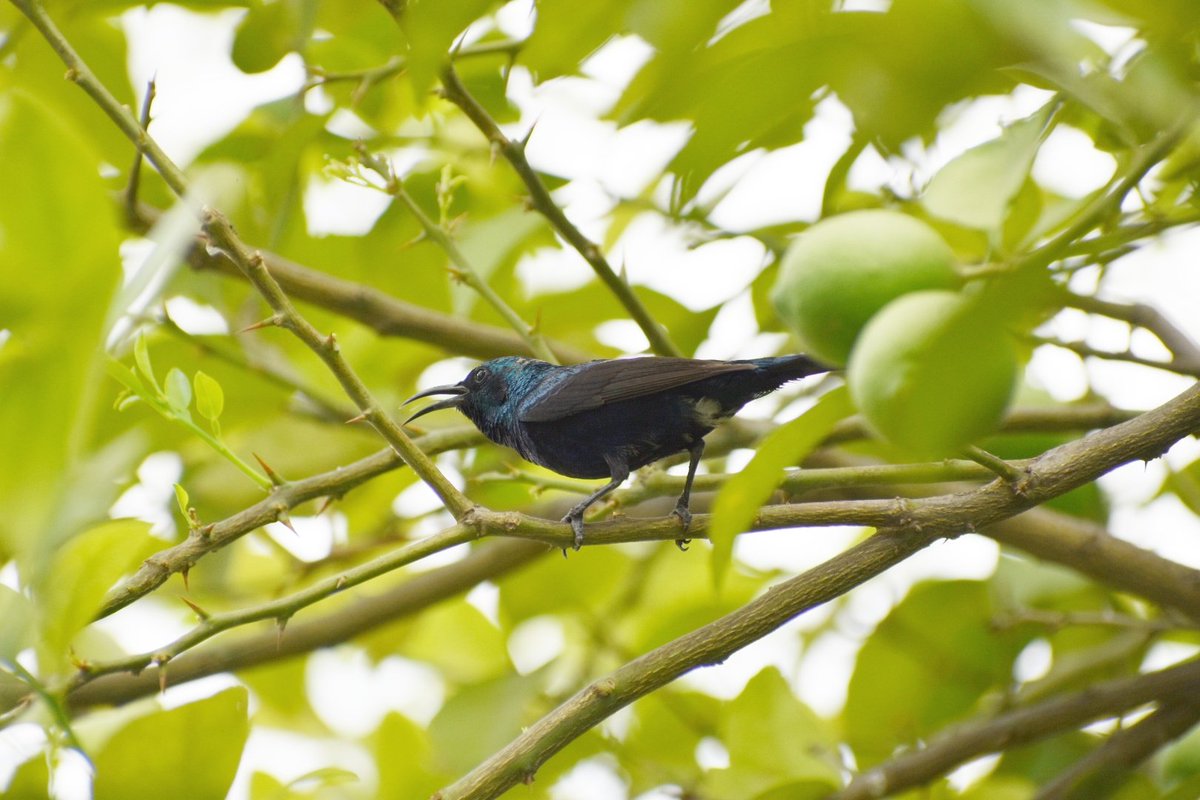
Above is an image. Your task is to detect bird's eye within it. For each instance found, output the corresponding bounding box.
[470,367,489,386]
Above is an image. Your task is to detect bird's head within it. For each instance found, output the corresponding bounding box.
[403,357,545,432]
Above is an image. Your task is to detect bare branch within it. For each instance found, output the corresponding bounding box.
[1036,697,1200,800]
[1065,292,1200,372]
[834,657,1200,800]
[438,64,684,357]
[97,425,483,619]
[65,540,548,711]
[435,378,1200,798]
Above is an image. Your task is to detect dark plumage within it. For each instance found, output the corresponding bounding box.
[404,354,831,549]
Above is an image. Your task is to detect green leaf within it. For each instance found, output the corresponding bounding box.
[522,0,633,79]
[0,89,121,562]
[4,751,51,799]
[428,674,541,774]
[164,367,192,415]
[844,580,1027,767]
[0,585,33,661]
[37,519,157,671]
[232,0,313,74]
[625,691,719,793]
[133,335,158,392]
[173,483,190,519]
[91,687,250,800]
[710,667,840,795]
[194,370,225,423]
[399,0,497,97]
[394,599,510,683]
[375,712,447,799]
[709,386,854,586]
[922,102,1055,233]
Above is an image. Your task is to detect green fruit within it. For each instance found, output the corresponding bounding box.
[848,290,1018,458]
[771,210,959,366]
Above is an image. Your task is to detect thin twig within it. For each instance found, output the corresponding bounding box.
[127,202,595,363]
[438,64,683,357]
[123,77,155,225]
[65,539,548,711]
[1014,120,1190,274]
[10,0,473,519]
[304,39,523,98]
[435,377,1200,799]
[1064,292,1200,372]
[1035,696,1200,800]
[833,657,1200,800]
[156,311,358,424]
[70,524,477,691]
[1031,333,1200,378]
[356,147,558,363]
[97,425,483,619]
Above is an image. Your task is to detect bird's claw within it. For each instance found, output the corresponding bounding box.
[561,512,585,554]
[671,504,692,551]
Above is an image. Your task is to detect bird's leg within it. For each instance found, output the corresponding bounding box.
[671,439,705,551]
[562,455,629,553]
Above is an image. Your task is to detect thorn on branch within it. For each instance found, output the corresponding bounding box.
[253,452,287,487]
[180,596,210,620]
[240,315,283,334]
[275,507,297,535]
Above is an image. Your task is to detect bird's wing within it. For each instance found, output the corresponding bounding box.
[519,358,754,422]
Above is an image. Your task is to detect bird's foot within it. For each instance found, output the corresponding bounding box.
[670,504,692,551]
[561,512,586,554]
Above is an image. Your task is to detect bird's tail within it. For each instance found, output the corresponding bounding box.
[742,354,833,391]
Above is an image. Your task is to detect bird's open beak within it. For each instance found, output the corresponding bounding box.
[403,383,469,424]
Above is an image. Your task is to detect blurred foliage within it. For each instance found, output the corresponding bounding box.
[2,0,1200,798]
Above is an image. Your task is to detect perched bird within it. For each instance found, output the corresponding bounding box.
[404,354,831,550]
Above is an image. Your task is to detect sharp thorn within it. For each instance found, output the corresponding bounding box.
[345,412,369,425]
[276,617,289,650]
[276,511,297,535]
[253,452,287,486]
[155,658,169,694]
[240,315,281,333]
[180,596,210,620]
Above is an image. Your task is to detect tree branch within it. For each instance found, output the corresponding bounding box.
[436,525,940,800]
[1065,292,1200,372]
[437,64,684,357]
[356,147,559,363]
[97,425,483,619]
[63,539,548,711]
[1035,695,1200,800]
[10,0,475,520]
[833,657,1200,800]
[129,200,597,364]
[435,378,1200,798]
[73,524,478,691]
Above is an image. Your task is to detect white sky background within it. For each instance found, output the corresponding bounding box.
[5,3,1200,799]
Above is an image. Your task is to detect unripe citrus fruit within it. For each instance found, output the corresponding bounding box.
[771,210,959,366]
[847,290,1018,458]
